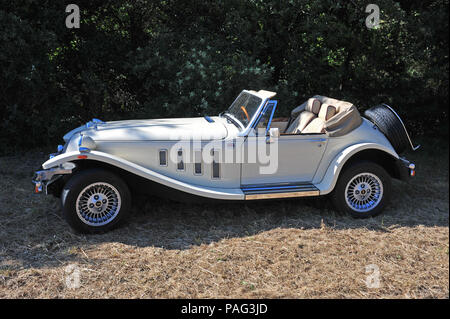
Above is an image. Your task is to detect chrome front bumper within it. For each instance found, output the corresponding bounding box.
[33,162,76,194]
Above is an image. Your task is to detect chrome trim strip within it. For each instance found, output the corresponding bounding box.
[382,103,420,151]
[245,190,319,200]
[243,183,319,199]
[243,185,305,191]
[242,184,317,191]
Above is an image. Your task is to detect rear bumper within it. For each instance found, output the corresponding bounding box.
[32,162,76,194]
[395,157,416,181]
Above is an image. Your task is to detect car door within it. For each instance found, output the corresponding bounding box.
[240,101,328,185]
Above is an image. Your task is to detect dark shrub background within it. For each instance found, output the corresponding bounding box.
[0,0,448,152]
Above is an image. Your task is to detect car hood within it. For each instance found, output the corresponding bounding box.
[63,117,228,142]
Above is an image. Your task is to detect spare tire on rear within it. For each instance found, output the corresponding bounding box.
[364,104,410,154]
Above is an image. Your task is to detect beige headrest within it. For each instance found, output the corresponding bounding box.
[313,95,353,113]
[305,98,321,114]
[318,103,337,121]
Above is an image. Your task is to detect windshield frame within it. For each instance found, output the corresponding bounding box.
[221,90,269,134]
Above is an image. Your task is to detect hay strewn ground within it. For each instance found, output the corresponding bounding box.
[0,144,448,298]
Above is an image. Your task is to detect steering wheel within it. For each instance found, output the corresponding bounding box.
[240,106,250,122]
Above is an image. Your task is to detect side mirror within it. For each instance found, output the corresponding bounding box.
[266,127,279,144]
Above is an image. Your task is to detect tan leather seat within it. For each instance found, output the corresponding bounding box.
[286,95,362,136]
[285,98,321,133]
[302,103,337,134]
[312,95,363,137]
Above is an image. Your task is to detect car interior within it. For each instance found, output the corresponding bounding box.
[268,95,363,137]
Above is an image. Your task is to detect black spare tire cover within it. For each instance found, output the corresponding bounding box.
[364,104,410,154]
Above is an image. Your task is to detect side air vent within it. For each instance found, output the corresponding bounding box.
[159,149,167,166]
[194,150,202,175]
[212,149,220,179]
[177,149,185,171]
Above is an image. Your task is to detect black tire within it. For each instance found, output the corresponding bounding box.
[331,161,391,218]
[364,104,409,154]
[61,168,131,234]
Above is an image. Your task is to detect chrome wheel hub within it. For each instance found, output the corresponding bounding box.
[76,182,121,226]
[345,173,383,212]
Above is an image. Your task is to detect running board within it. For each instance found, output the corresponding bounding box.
[242,183,319,200]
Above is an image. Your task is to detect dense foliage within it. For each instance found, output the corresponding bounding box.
[0,0,448,151]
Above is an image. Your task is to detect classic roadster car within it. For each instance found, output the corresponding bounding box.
[33,90,418,233]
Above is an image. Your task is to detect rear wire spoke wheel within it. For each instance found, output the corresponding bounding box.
[331,161,391,218]
[345,173,383,213]
[61,168,131,233]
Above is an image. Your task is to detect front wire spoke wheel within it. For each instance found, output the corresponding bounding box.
[76,182,122,227]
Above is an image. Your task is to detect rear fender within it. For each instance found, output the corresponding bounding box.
[315,143,399,195]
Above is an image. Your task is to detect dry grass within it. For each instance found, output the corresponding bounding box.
[0,143,448,298]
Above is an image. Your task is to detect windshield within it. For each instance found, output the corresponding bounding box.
[224,92,262,129]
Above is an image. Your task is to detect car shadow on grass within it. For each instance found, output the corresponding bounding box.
[89,175,449,251]
[2,180,448,271]
[1,147,448,270]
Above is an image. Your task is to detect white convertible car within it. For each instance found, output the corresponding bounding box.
[33,90,418,233]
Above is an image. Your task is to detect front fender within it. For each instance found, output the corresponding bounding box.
[42,150,244,200]
[315,143,399,195]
